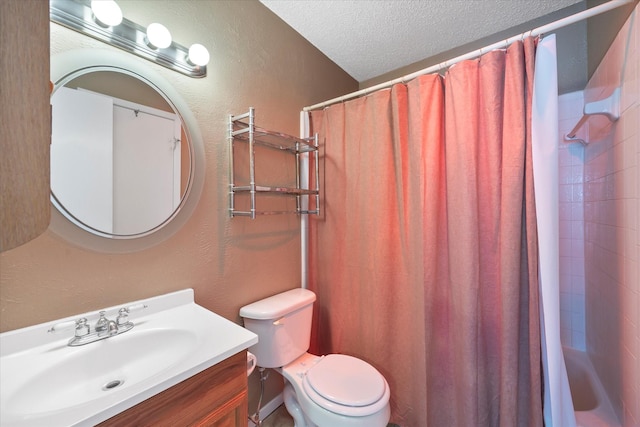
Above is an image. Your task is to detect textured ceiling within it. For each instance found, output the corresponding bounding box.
[260,0,584,83]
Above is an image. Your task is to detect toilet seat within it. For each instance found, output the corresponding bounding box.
[301,354,389,417]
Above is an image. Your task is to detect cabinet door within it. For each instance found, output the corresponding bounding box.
[98,351,248,427]
[197,389,248,427]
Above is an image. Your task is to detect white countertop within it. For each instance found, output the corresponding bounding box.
[0,289,258,427]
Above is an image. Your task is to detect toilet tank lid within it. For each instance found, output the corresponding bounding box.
[240,288,316,320]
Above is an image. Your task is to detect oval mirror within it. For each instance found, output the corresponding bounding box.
[50,49,204,252]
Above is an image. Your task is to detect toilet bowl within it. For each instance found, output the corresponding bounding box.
[279,353,390,427]
[239,288,391,427]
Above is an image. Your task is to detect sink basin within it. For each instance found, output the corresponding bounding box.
[4,328,197,415]
[0,289,258,427]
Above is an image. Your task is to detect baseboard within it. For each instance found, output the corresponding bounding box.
[247,393,284,427]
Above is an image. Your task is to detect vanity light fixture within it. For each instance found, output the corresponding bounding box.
[187,43,211,67]
[90,0,122,27]
[49,0,209,78]
[146,22,172,49]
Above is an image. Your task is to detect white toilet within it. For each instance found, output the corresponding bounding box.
[240,288,391,427]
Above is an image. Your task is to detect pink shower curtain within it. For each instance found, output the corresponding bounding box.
[308,38,542,427]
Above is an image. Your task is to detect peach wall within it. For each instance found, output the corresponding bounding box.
[0,0,356,331]
[582,5,639,426]
[0,0,356,413]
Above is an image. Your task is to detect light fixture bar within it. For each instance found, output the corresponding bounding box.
[49,0,206,78]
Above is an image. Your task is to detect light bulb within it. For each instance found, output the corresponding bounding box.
[187,44,210,66]
[146,23,172,49]
[91,0,123,27]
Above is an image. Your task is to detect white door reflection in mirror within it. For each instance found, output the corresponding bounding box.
[51,87,114,234]
[113,100,181,235]
[51,86,181,237]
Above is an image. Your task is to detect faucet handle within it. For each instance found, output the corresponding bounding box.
[116,304,147,324]
[75,318,90,337]
[95,311,109,332]
[116,304,146,328]
[116,308,129,326]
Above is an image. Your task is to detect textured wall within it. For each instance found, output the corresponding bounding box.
[0,0,356,414]
[1,0,356,330]
[0,1,50,252]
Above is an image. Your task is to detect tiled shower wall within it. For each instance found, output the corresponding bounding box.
[559,6,638,426]
[583,6,639,425]
[558,91,587,351]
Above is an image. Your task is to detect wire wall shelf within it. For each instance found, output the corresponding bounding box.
[228,108,320,219]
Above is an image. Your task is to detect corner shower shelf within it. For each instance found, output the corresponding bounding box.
[228,108,320,218]
[564,87,620,145]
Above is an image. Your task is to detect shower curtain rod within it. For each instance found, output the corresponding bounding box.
[303,0,635,112]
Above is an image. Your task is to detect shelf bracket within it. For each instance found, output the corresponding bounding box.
[564,87,620,145]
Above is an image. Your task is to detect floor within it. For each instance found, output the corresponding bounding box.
[258,404,294,427]
[258,405,400,427]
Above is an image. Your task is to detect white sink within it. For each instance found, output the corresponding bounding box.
[0,289,258,427]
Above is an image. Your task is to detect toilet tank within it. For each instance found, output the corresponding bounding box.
[240,288,316,368]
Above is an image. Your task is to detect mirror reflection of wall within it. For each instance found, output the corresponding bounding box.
[50,70,191,238]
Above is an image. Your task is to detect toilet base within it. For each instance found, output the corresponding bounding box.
[277,353,390,427]
[283,382,316,427]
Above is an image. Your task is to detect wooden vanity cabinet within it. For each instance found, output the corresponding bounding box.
[98,350,248,427]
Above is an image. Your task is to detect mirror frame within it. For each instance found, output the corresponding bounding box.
[50,49,205,252]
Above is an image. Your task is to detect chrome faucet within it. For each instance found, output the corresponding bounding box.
[107,319,119,336]
[49,305,146,346]
[95,311,113,336]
